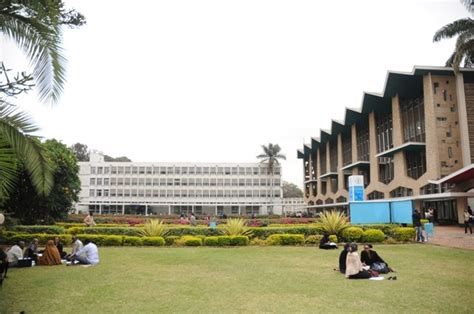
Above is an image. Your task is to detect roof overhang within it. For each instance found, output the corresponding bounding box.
[340,161,370,171]
[319,172,338,179]
[375,142,426,158]
[429,164,474,185]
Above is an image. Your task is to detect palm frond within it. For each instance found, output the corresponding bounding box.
[0,136,17,201]
[433,18,474,42]
[0,103,53,197]
[0,9,66,103]
[453,38,474,72]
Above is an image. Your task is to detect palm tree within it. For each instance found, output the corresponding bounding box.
[433,2,474,72]
[0,0,85,103]
[0,102,53,202]
[257,143,286,215]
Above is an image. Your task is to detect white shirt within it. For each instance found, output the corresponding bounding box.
[7,245,23,263]
[72,239,84,255]
[75,243,99,265]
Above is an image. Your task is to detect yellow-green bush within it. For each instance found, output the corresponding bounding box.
[305,235,323,244]
[122,236,143,246]
[361,229,385,243]
[142,237,165,246]
[204,236,219,246]
[267,234,305,245]
[392,227,416,241]
[341,227,364,242]
[328,235,338,243]
[164,236,180,246]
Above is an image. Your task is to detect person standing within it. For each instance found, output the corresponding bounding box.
[413,209,425,242]
[189,213,197,227]
[464,208,473,234]
[84,211,96,227]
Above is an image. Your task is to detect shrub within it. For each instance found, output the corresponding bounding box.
[217,236,232,246]
[361,229,385,243]
[341,227,364,242]
[392,227,416,241]
[184,236,202,246]
[250,226,322,239]
[221,218,253,237]
[230,235,249,246]
[328,235,338,243]
[142,237,165,246]
[75,234,123,246]
[384,237,397,244]
[67,227,140,236]
[420,219,429,225]
[305,235,323,244]
[250,238,268,246]
[267,234,305,245]
[204,236,219,246]
[317,211,349,235]
[165,236,180,246]
[138,219,168,237]
[123,236,143,246]
[12,225,65,234]
[0,232,72,245]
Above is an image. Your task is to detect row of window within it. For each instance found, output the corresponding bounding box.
[89,177,281,187]
[90,166,280,176]
[89,189,281,198]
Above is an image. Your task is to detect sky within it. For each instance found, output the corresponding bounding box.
[0,0,470,188]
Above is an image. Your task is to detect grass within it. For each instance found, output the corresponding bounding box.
[1,245,473,313]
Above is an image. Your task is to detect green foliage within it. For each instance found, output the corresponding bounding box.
[420,219,429,225]
[76,234,123,246]
[249,238,268,246]
[203,236,219,246]
[392,227,416,241]
[123,236,143,246]
[142,237,165,246]
[217,236,232,246]
[384,237,398,244]
[0,231,71,245]
[164,236,179,246]
[69,143,89,162]
[179,236,202,247]
[305,235,323,244]
[138,219,168,237]
[267,234,305,245]
[4,139,80,224]
[221,218,253,236]
[317,210,349,235]
[328,235,338,243]
[341,227,364,242]
[12,225,65,234]
[230,236,249,246]
[361,229,385,243]
[250,226,322,239]
[282,181,303,198]
[67,227,141,236]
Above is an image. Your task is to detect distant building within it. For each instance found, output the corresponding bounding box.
[77,152,283,216]
[298,66,474,224]
[281,198,305,215]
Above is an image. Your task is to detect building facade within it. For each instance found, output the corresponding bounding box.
[298,66,474,224]
[77,152,283,216]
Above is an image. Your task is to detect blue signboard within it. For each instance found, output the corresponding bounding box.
[390,200,413,224]
[350,201,391,224]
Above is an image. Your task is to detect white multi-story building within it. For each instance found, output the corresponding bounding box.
[77,152,283,216]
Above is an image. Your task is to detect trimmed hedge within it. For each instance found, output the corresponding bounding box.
[250,226,323,239]
[67,227,141,236]
[164,236,179,246]
[305,235,323,244]
[341,227,364,242]
[1,232,71,245]
[361,229,385,243]
[267,234,305,245]
[123,236,143,246]
[12,225,65,234]
[204,236,219,246]
[392,227,416,241]
[142,237,165,246]
[328,235,338,243]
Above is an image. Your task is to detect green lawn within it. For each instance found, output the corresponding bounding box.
[1,245,473,313]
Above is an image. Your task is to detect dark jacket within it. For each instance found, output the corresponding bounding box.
[339,250,348,274]
[361,250,387,266]
[412,212,422,227]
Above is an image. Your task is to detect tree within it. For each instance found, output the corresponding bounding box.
[69,142,89,162]
[0,0,86,103]
[4,139,80,223]
[257,143,286,214]
[282,181,303,198]
[0,103,53,203]
[433,2,474,72]
[104,155,132,162]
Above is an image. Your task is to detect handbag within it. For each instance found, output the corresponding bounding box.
[371,262,389,274]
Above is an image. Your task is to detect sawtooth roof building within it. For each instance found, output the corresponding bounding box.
[297,66,474,224]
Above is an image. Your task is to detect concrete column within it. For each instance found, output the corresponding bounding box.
[238,205,241,215]
[215,205,218,215]
[99,204,102,215]
[456,73,472,166]
[423,73,441,179]
[326,142,331,174]
[168,205,171,215]
[392,94,406,179]
[351,124,358,162]
[316,148,321,201]
[122,204,125,215]
[337,133,344,191]
[145,204,148,216]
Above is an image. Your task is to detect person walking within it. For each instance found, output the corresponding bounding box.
[412,209,425,242]
[464,208,473,234]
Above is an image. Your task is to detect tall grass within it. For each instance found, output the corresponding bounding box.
[317,210,349,235]
[221,218,253,236]
[138,219,168,237]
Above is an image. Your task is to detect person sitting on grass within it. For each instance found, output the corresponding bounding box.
[319,234,337,250]
[360,244,394,273]
[38,240,62,266]
[6,241,25,267]
[338,243,350,274]
[70,239,99,266]
[66,235,84,261]
[24,238,39,262]
[345,243,371,279]
[54,237,67,259]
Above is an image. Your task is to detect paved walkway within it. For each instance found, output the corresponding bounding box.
[428,225,474,251]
